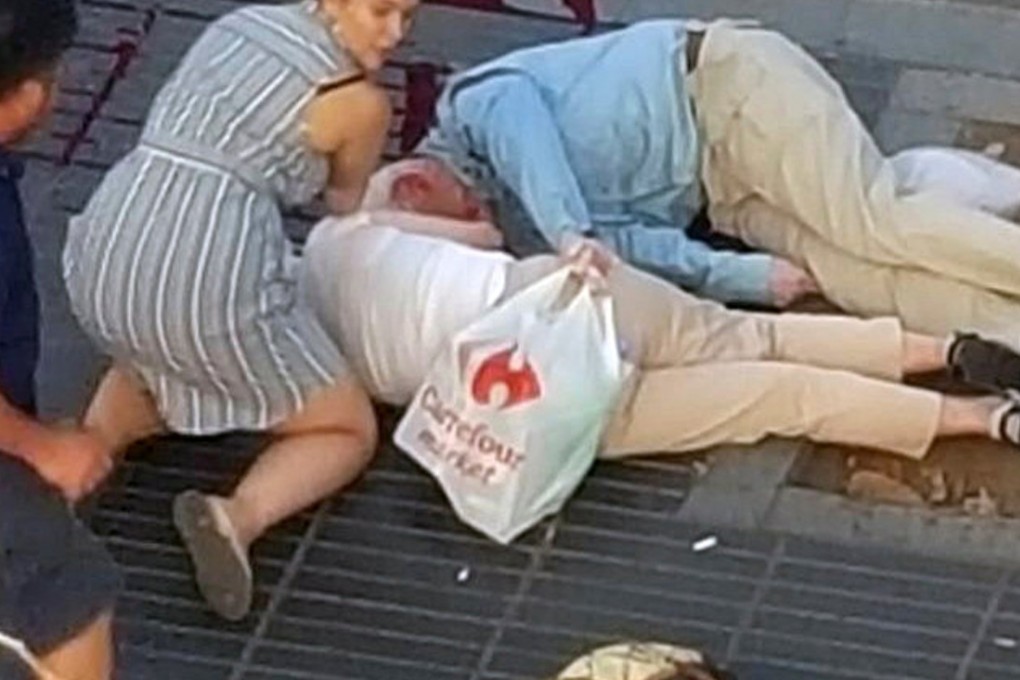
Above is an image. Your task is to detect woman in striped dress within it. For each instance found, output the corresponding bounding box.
[62,0,417,621]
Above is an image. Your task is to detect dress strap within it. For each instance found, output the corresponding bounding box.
[316,71,367,94]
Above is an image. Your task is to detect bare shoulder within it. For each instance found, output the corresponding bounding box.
[304,79,392,153]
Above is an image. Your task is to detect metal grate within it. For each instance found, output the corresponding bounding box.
[90,434,1020,680]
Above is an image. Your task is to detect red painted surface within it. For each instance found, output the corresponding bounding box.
[61,9,157,164]
[401,62,442,153]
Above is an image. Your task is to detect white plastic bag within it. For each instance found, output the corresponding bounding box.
[394,266,629,543]
[891,146,1020,220]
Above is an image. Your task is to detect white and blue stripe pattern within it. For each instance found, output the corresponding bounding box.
[63,2,356,434]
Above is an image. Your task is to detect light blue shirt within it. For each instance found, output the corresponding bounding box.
[418,20,774,305]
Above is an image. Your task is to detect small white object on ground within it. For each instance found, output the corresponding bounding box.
[994,637,1018,649]
[985,142,1007,158]
[963,486,999,517]
[692,535,719,552]
[457,567,472,583]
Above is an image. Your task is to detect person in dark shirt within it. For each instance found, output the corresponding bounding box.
[0,1,119,678]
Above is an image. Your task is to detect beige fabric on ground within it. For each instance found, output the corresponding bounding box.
[505,256,942,460]
[711,197,1020,343]
[688,22,1020,311]
[601,361,940,460]
[553,642,704,680]
[506,256,903,379]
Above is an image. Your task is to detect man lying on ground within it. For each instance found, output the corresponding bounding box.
[301,200,1020,467]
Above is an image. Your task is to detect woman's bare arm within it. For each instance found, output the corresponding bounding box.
[304,79,392,215]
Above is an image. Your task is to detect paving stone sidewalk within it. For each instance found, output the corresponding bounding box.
[16,1,1020,678]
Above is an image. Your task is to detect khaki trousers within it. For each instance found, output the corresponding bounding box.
[712,197,1020,343]
[689,22,1020,339]
[505,256,942,460]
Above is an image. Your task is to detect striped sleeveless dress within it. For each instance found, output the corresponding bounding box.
[63,2,357,435]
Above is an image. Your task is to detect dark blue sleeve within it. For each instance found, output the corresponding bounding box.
[0,235,9,322]
[0,162,40,414]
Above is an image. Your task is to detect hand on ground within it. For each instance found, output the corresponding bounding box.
[769,257,820,308]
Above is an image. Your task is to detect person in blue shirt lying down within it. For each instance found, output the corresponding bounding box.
[398,18,1020,340]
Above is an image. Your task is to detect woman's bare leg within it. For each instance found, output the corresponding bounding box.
[83,364,164,457]
[173,378,377,620]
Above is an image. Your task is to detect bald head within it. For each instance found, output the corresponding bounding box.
[362,157,492,222]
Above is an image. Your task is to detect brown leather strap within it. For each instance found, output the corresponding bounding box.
[686,29,705,72]
[316,71,366,94]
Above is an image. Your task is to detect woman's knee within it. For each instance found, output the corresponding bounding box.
[84,363,163,451]
[278,379,379,452]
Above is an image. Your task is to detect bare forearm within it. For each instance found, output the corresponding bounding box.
[0,394,49,465]
[366,209,502,248]
[326,185,367,216]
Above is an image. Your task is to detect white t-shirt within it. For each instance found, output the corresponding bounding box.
[303,215,514,404]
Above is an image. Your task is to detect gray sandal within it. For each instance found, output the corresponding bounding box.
[173,490,253,621]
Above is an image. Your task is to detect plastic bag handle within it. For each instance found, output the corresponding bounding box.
[518,266,622,371]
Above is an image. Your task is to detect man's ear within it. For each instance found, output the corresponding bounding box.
[0,78,51,144]
[392,171,430,207]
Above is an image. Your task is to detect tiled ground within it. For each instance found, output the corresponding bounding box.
[97,433,1020,680]
[16,0,1020,678]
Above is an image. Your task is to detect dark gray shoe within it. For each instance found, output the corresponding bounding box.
[948,332,1020,395]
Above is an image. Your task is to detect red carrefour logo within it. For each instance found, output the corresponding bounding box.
[469,345,542,409]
